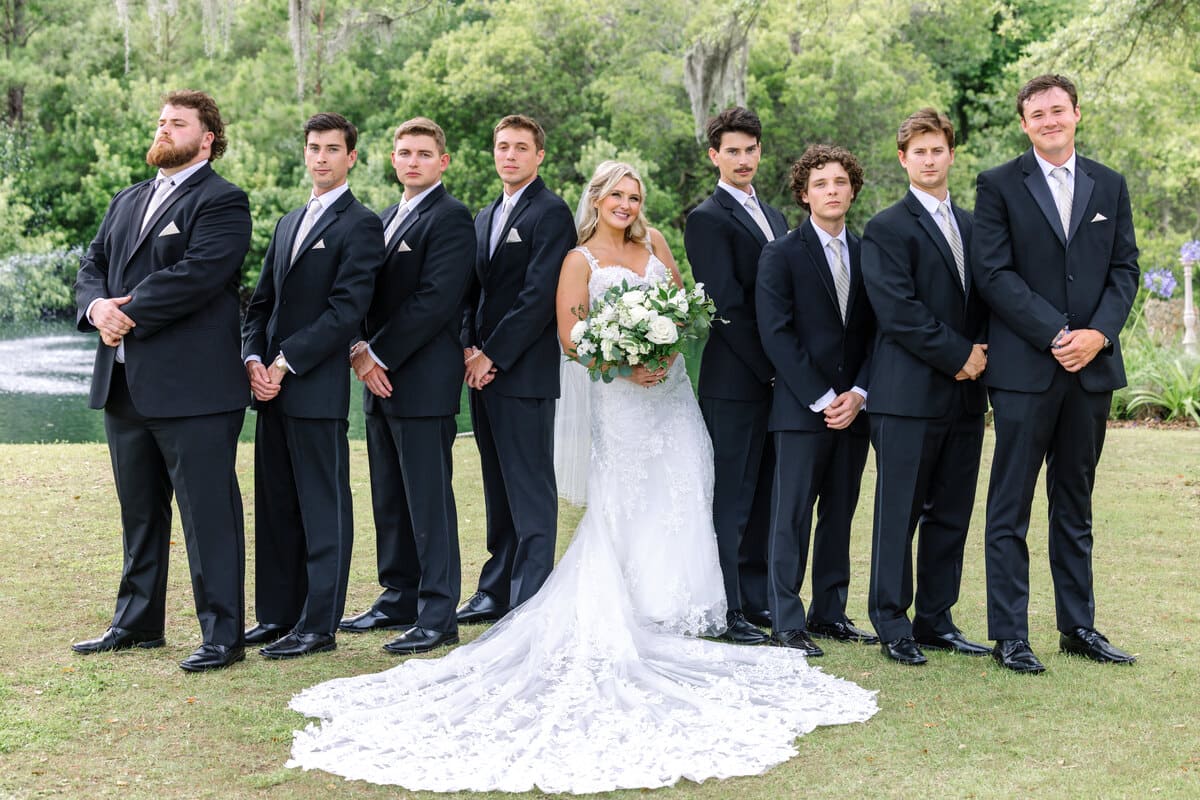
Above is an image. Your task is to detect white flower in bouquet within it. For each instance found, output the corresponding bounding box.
[620,289,646,307]
[627,304,650,324]
[646,315,679,345]
[569,320,588,345]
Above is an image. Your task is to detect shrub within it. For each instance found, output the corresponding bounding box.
[0,247,82,321]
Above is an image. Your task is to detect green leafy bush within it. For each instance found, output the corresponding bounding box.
[0,248,82,322]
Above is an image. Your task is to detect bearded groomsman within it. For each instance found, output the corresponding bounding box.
[861,108,990,666]
[340,117,475,654]
[241,112,384,659]
[684,107,787,645]
[456,115,575,624]
[757,145,877,657]
[973,74,1139,673]
[72,89,251,672]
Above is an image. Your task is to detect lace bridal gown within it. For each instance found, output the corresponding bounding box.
[287,248,878,794]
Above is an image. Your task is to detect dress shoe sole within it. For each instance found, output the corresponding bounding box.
[456,613,502,624]
[339,621,414,633]
[72,637,166,654]
[260,642,337,660]
[179,650,247,673]
[883,654,927,666]
[916,641,990,656]
[244,631,290,646]
[1059,646,1135,665]
[383,636,460,655]
[716,633,770,645]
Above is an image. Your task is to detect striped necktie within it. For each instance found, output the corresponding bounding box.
[936,201,966,289]
[829,238,850,322]
[1049,166,1073,237]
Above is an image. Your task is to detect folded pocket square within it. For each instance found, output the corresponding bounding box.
[312,239,326,250]
[506,228,522,243]
[1091,213,1108,222]
[397,240,412,252]
[158,221,181,237]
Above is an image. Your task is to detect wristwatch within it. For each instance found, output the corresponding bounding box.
[273,353,290,374]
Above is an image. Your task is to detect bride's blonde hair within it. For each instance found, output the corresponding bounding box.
[575,161,651,246]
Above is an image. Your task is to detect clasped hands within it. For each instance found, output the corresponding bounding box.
[350,341,393,398]
[824,391,864,430]
[464,347,498,389]
[955,343,988,381]
[1051,327,1106,372]
[246,357,287,402]
[92,295,135,347]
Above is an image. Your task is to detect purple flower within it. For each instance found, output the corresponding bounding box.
[1182,240,1200,265]
[1143,268,1177,299]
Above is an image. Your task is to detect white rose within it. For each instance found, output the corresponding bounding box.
[628,352,640,365]
[576,340,595,356]
[620,289,646,306]
[569,320,588,344]
[627,304,649,324]
[646,316,679,345]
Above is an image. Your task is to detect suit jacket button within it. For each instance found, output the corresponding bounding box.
[1067,275,1075,281]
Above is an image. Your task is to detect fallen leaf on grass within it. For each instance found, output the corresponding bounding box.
[185,696,197,704]
[923,722,938,728]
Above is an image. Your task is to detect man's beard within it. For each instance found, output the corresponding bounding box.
[146,138,200,169]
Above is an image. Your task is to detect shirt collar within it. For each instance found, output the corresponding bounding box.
[501,181,530,210]
[155,159,208,187]
[908,185,954,217]
[1033,149,1077,180]
[307,181,351,211]
[401,181,441,213]
[716,180,758,207]
[810,220,847,252]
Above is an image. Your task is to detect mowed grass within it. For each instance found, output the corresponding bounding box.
[0,427,1197,799]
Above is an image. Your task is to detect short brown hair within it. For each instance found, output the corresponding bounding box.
[304,112,357,151]
[705,106,762,151]
[163,89,227,161]
[394,117,447,154]
[493,114,545,151]
[897,108,955,153]
[789,144,864,212]
[1017,74,1078,117]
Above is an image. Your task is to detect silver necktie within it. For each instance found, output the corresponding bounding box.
[291,198,322,263]
[1049,166,1073,237]
[829,238,850,323]
[489,198,513,257]
[140,178,174,233]
[744,196,775,242]
[936,201,966,289]
[384,199,410,249]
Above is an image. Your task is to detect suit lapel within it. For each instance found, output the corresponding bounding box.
[1067,165,1094,243]
[953,205,973,294]
[800,219,840,318]
[489,182,536,267]
[1022,150,1067,245]
[715,189,770,246]
[906,192,962,293]
[287,189,353,276]
[846,231,864,321]
[762,199,789,239]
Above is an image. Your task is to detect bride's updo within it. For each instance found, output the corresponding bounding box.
[575,160,651,246]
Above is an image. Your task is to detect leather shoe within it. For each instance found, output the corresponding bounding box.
[1059,627,1136,664]
[809,619,879,645]
[260,631,337,659]
[339,608,415,633]
[770,629,824,657]
[743,608,772,628]
[915,630,990,656]
[243,623,291,645]
[455,591,504,624]
[71,627,165,654]
[881,636,928,665]
[179,643,245,672]
[718,612,769,645]
[382,626,460,655]
[992,639,1046,674]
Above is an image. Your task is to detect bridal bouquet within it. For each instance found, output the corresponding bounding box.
[569,281,718,382]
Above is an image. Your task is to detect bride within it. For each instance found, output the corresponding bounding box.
[286,161,878,794]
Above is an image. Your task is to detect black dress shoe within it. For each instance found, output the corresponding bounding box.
[770,629,824,657]
[382,626,460,655]
[180,643,245,672]
[339,608,415,633]
[71,627,165,654]
[881,636,928,665]
[915,630,990,656]
[809,619,880,644]
[260,631,337,659]
[743,608,772,628]
[718,612,769,645]
[1059,627,1136,664]
[244,623,292,645]
[455,591,504,624]
[992,639,1046,674]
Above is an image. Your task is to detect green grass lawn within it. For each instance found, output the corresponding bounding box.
[0,428,1197,799]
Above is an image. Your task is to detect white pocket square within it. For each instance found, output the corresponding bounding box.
[312,239,326,250]
[158,221,180,237]
[397,240,412,252]
[506,228,522,243]
[1091,213,1108,222]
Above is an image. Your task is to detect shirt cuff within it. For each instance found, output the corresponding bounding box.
[244,355,263,364]
[851,386,867,401]
[366,344,387,371]
[809,388,836,413]
[85,298,101,326]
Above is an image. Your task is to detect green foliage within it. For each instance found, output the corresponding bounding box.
[0,247,82,321]
[1126,353,1200,424]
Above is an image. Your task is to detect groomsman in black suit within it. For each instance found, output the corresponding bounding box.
[757,145,877,656]
[973,74,1139,673]
[72,90,251,672]
[456,115,575,623]
[241,113,384,658]
[684,107,785,645]
[860,108,990,666]
[339,117,475,654]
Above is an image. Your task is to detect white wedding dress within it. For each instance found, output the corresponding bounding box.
[286,247,878,794]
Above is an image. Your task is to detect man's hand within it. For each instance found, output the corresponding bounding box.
[955,343,988,381]
[824,391,865,430]
[350,343,375,380]
[92,296,135,344]
[362,362,392,398]
[1053,328,1106,373]
[268,361,288,386]
[465,349,497,389]
[246,360,280,402]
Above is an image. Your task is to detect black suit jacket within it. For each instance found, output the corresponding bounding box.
[242,188,384,419]
[972,149,1139,393]
[364,185,475,418]
[861,192,988,418]
[461,176,575,399]
[75,163,252,418]
[685,188,789,401]
[756,218,875,433]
